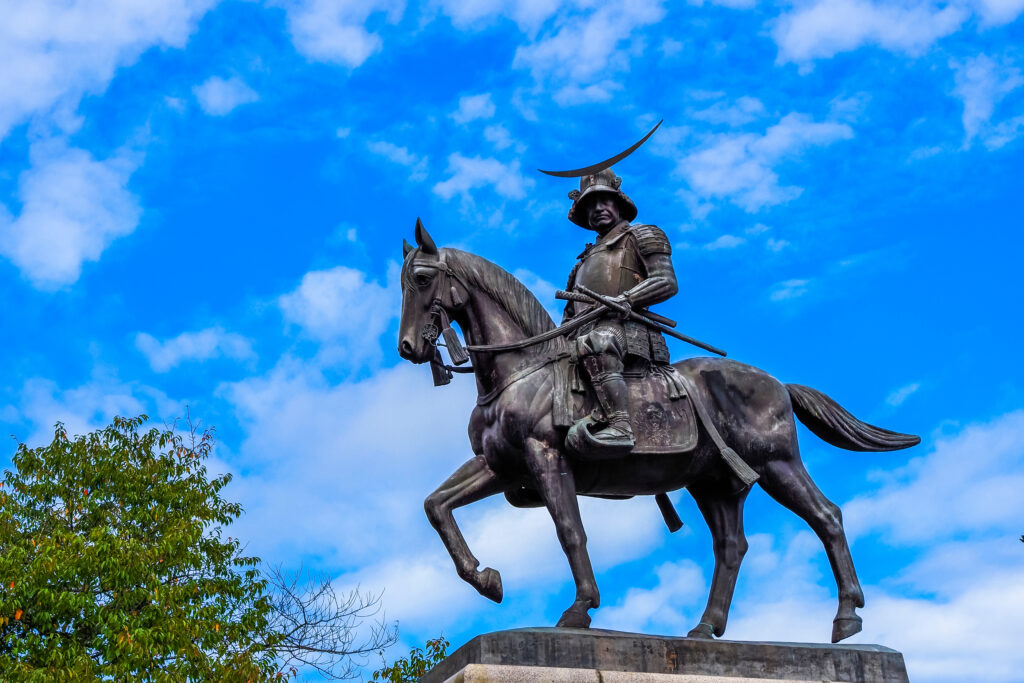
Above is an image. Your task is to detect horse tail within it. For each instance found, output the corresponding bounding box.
[786,384,920,452]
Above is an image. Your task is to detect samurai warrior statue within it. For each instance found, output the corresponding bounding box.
[562,167,679,455]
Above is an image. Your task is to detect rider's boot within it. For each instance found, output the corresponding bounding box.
[568,354,635,456]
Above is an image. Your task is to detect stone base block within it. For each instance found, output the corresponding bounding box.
[420,628,908,683]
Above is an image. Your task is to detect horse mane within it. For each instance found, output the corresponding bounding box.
[443,249,557,346]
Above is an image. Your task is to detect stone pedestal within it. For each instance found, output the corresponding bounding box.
[420,628,909,683]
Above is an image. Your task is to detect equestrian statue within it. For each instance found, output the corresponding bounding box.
[396,125,920,644]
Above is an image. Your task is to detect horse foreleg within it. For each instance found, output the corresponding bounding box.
[424,455,505,602]
[685,480,749,639]
[524,438,599,629]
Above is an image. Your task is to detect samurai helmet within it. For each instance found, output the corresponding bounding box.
[567,167,638,228]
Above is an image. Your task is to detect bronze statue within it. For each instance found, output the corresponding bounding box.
[397,160,920,644]
[561,169,678,455]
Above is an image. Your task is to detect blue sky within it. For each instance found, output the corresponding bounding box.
[1,0,1023,680]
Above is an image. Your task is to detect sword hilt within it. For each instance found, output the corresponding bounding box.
[555,290,677,328]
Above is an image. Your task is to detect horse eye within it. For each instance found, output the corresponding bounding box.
[415,272,433,286]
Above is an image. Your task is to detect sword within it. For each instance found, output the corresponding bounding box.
[560,285,727,358]
[556,290,677,328]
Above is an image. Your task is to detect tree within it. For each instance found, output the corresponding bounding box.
[0,415,396,681]
[371,635,449,683]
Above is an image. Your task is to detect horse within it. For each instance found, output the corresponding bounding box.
[396,220,919,644]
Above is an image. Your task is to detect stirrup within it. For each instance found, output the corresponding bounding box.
[566,416,635,459]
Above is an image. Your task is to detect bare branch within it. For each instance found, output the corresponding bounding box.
[261,564,398,680]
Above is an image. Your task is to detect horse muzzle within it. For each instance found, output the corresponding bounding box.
[398,337,424,363]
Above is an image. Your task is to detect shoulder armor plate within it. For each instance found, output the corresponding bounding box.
[630,224,671,256]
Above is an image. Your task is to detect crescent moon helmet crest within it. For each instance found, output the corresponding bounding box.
[538,119,663,178]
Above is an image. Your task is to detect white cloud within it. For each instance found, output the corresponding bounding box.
[909,145,944,161]
[512,0,665,84]
[278,265,398,366]
[594,560,707,633]
[193,76,259,116]
[772,0,967,66]
[328,493,669,637]
[512,268,560,321]
[366,140,429,181]
[553,80,623,106]
[219,361,479,569]
[864,570,1024,682]
[950,54,1024,149]
[0,139,140,289]
[217,326,674,633]
[452,93,496,124]
[765,237,789,252]
[829,92,872,122]
[770,278,811,301]
[725,412,1024,681]
[0,0,215,140]
[483,124,516,151]
[985,114,1024,149]
[435,0,565,32]
[10,376,181,447]
[704,234,746,250]
[335,555,478,626]
[886,382,921,406]
[275,0,403,68]
[691,96,767,126]
[844,410,1024,545]
[165,96,186,112]
[673,113,853,212]
[660,38,685,57]
[689,0,757,7]
[722,537,1024,681]
[972,0,1024,25]
[135,327,256,373]
[433,154,533,201]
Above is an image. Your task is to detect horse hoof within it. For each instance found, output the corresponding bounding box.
[556,609,591,629]
[687,623,715,639]
[476,567,503,603]
[832,616,862,643]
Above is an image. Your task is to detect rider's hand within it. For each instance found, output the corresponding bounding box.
[609,294,632,319]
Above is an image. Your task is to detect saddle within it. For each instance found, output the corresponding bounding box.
[506,357,758,530]
[556,359,697,456]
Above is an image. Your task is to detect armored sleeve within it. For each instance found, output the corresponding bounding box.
[631,224,672,257]
[622,225,677,309]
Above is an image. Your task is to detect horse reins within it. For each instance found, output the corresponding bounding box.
[413,253,605,365]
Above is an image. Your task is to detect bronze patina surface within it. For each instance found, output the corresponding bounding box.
[397,166,920,645]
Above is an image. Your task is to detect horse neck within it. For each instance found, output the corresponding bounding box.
[453,282,551,399]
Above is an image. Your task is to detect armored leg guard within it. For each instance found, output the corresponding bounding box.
[567,354,635,457]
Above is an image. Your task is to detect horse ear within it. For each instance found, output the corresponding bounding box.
[415,217,437,255]
[403,239,414,257]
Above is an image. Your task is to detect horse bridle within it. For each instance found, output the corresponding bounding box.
[409,251,605,357]
[406,252,477,376]
[406,249,611,398]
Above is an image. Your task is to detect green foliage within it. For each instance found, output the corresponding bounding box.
[371,635,449,683]
[0,415,283,681]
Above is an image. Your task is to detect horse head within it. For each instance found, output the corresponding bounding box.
[397,218,470,364]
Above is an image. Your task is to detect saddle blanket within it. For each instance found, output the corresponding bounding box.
[565,364,698,455]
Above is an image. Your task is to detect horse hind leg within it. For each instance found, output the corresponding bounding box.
[424,455,506,602]
[686,480,749,640]
[759,450,864,643]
